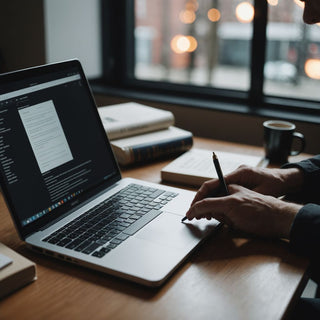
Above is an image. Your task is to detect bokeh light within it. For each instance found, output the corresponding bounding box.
[179,9,196,24]
[186,36,198,52]
[171,35,198,54]
[236,2,254,23]
[207,8,221,22]
[305,59,320,79]
[185,1,199,11]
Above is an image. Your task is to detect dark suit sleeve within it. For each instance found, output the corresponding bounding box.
[282,155,320,204]
[284,156,320,282]
[290,204,320,259]
[290,204,320,283]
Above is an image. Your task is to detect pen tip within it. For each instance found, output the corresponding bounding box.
[212,151,217,159]
[181,216,187,222]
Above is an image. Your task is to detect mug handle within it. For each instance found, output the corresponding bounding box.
[290,132,306,156]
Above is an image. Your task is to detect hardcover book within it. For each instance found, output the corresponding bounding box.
[110,126,193,166]
[98,102,175,140]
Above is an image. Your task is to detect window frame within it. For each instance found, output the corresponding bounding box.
[94,0,320,125]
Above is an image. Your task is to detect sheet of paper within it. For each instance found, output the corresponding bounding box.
[18,100,73,173]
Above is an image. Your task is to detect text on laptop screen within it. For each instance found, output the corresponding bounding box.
[0,65,119,229]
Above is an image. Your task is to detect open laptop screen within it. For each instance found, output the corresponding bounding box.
[0,60,120,238]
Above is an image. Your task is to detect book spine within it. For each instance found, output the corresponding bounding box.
[128,136,193,165]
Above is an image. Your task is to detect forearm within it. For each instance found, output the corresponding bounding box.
[276,200,302,239]
[278,167,305,195]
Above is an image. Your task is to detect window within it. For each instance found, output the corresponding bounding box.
[265,0,320,101]
[99,1,320,122]
[135,0,253,91]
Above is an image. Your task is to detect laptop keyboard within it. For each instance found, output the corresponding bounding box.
[42,184,178,258]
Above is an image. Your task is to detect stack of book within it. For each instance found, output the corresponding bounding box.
[98,102,193,166]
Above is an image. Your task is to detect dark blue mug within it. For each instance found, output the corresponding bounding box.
[263,120,306,164]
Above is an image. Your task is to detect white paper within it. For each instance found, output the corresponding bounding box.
[162,148,264,179]
[18,100,73,173]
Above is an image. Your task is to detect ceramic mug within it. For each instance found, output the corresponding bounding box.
[263,120,306,164]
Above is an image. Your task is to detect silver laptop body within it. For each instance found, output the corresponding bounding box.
[0,60,219,286]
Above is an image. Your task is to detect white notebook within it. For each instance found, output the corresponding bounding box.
[98,102,175,140]
[161,148,266,187]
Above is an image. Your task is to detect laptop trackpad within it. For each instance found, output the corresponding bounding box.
[135,211,219,250]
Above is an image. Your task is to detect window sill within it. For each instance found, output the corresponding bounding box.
[91,82,320,125]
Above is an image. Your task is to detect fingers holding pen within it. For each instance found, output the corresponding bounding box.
[186,196,234,226]
[190,178,221,206]
[186,183,299,239]
[190,152,236,208]
[186,185,239,222]
[186,183,263,226]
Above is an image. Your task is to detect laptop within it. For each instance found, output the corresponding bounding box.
[0,60,219,286]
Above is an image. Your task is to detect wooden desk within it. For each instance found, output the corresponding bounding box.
[0,137,310,320]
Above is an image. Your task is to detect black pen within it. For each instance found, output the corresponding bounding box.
[181,151,229,222]
[212,151,229,196]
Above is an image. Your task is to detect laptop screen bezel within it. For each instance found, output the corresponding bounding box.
[0,59,122,239]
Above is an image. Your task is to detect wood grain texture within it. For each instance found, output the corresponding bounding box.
[0,137,311,320]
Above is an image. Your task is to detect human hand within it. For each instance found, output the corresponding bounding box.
[190,166,304,207]
[186,184,302,239]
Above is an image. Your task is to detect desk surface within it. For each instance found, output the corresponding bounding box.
[0,137,310,320]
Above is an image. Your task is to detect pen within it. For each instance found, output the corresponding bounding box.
[181,151,229,222]
[212,151,229,196]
